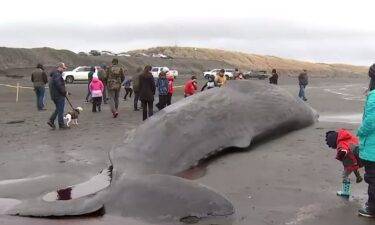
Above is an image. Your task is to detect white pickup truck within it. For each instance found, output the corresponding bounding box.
[151,67,178,79]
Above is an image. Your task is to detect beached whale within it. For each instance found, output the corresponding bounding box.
[0,81,318,224]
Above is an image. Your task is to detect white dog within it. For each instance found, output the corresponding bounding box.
[64,107,83,127]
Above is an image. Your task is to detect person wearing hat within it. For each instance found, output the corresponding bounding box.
[47,62,69,130]
[31,63,48,110]
[325,129,363,198]
[298,69,308,101]
[357,63,375,217]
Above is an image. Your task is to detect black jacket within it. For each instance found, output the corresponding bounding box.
[269,73,278,85]
[49,70,66,100]
[298,72,308,86]
[139,72,156,102]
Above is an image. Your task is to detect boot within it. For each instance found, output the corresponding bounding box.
[359,204,375,218]
[354,170,363,183]
[337,180,350,198]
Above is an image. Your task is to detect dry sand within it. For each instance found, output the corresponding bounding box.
[0,75,373,225]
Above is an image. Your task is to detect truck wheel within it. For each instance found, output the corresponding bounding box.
[66,76,74,84]
[225,75,230,80]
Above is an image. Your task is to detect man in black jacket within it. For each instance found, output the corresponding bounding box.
[47,62,69,129]
[139,65,156,121]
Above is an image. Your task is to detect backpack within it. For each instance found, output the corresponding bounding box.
[107,66,122,91]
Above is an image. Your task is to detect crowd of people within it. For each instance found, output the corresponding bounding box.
[30,61,304,126]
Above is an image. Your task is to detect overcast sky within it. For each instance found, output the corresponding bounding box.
[0,0,374,65]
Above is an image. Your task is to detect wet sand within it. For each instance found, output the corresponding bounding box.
[0,75,373,224]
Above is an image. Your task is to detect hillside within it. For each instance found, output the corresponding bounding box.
[0,46,368,77]
[130,47,368,77]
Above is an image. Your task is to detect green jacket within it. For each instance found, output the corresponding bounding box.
[358,90,375,162]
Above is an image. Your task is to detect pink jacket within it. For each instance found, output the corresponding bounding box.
[89,77,104,97]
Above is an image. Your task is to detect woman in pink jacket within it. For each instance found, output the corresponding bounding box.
[89,77,104,112]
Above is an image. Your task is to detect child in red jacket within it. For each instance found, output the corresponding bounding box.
[325,128,363,198]
[184,76,198,98]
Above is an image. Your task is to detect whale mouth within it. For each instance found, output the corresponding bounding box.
[43,166,113,202]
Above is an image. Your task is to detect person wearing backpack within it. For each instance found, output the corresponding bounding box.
[106,58,125,118]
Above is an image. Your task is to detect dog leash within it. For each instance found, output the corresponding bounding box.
[65,95,75,111]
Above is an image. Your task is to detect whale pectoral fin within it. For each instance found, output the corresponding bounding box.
[5,167,112,217]
[104,174,235,223]
[6,194,105,217]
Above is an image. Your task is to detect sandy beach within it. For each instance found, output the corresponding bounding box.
[0,75,373,225]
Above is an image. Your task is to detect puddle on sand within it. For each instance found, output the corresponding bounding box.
[319,113,362,124]
[43,166,112,202]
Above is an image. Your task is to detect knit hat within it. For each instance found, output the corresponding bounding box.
[325,131,338,149]
[369,64,375,78]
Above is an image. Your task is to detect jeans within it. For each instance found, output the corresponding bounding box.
[363,160,375,212]
[124,88,133,100]
[134,91,140,110]
[298,84,306,99]
[141,100,153,121]
[50,98,65,127]
[34,86,45,110]
[92,97,102,112]
[108,89,120,113]
[85,84,91,102]
[102,84,107,103]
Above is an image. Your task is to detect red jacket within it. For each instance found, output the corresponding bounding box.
[184,80,198,95]
[167,75,174,94]
[335,128,360,171]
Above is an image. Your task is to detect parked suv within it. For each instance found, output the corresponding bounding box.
[151,67,179,79]
[243,70,271,80]
[62,66,98,83]
[203,69,235,80]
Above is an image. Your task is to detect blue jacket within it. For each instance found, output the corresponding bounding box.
[156,77,168,95]
[358,90,375,162]
[49,70,66,100]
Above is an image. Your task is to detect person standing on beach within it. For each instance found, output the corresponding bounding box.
[269,69,279,85]
[47,62,69,130]
[85,66,95,103]
[106,58,125,118]
[155,68,169,110]
[132,67,143,111]
[357,64,375,218]
[97,65,108,104]
[298,69,308,101]
[31,63,48,111]
[166,71,174,106]
[139,65,155,121]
